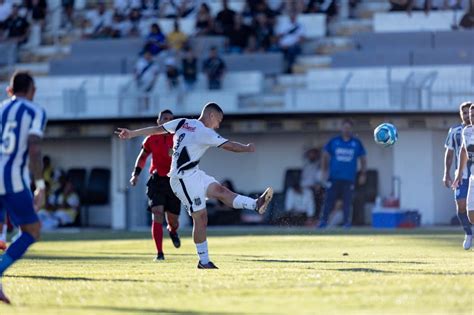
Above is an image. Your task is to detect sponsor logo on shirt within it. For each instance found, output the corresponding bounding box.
[182,123,196,132]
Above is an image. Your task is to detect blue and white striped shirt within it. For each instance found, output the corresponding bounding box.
[0,96,47,195]
[445,123,469,179]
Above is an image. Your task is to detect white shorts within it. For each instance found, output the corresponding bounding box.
[169,169,218,215]
[467,176,474,211]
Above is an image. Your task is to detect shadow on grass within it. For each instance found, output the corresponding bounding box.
[74,305,241,315]
[6,274,145,283]
[243,259,428,265]
[24,254,147,261]
[38,227,464,242]
[329,268,396,274]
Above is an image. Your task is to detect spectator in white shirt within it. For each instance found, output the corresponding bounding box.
[276,11,305,73]
[135,46,159,111]
[83,2,113,38]
[300,147,324,218]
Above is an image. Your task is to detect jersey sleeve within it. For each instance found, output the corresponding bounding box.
[462,127,468,148]
[162,118,185,134]
[445,128,454,150]
[357,139,367,157]
[201,129,228,147]
[29,107,47,138]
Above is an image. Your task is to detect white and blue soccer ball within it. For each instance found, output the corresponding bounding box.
[374,123,398,147]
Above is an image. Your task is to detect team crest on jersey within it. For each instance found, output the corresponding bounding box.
[194,197,202,206]
[182,123,196,132]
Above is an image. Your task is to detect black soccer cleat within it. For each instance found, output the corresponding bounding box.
[169,232,181,248]
[154,252,165,261]
[255,187,273,215]
[197,261,219,269]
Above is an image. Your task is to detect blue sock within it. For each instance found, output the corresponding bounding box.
[457,211,472,236]
[0,232,35,276]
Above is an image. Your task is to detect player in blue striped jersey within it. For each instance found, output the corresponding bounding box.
[0,71,47,304]
[444,102,472,250]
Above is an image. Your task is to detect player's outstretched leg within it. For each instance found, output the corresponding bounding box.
[166,212,181,248]
[191,210,218,269]
[151,207,165,261]
[0,221,40,304]
[0,223,7,252]
[207,183,274,215]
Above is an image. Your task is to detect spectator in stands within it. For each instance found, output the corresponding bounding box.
[253,13,274,51]
[167,20,188,51]
[135,46,159,110]
[4,4,30,46]
[110,11,132,38]
[305,0,338,18]
[267,0,285,14]
[25,0,47,26]
[160,0,196,18]
[195,3,214,36]
[43,155,63,193]
[318,119,367,229]
[215,0,236,37]
[128,8,141,36]
[279,181,315,226]
[460,0,474,29]
[38,178,80,230]
[389,0,433,15]
[83,2,113,38]
[182,45,197,90]
[164,52,179,89]
[144,23,166,56]
[227,14,251,53]
[61,0,75,31]
[202,46,226,90]
[0,0,12,32]
[300,148,324,219]
[276,11,305,73]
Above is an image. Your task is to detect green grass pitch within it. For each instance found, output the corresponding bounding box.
[0,227,472,315]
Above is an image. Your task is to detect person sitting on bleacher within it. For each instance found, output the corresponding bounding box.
[195,3,214,36]
[144,22,166,56]
[38,178,80,230]
[4,4,30,46]
[276,11,305,73]
[82,1,113,38]
[202,46,226,90]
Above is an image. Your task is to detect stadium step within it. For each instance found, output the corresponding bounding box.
[328,18,373,37]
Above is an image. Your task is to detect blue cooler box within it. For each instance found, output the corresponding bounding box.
[372,208,406,228]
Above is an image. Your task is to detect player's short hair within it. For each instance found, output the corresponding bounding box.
[158,109,173,120]
[342,118,354,126]
[460,101,473,111]
[10,71,34,94]
[203,102,223,115]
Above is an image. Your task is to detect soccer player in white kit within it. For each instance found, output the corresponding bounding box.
[116,103,273,269]
[443,102,472,250]
[452,101,474,250]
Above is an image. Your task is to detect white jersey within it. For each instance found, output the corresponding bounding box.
[162,118,228,178]
[446,124,469,179]
[461,125,474,177]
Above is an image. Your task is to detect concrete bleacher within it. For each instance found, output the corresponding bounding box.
[373,11,464,32]
[333,30,474,68]
[0,42,17,68]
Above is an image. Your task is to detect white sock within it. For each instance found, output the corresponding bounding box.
[0,225,6,242]
[232,195,257,210]
[196,240,209,264]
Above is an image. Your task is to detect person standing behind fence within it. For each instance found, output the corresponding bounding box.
[318,119,367,229]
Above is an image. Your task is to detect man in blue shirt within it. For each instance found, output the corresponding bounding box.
[318,119,367,229]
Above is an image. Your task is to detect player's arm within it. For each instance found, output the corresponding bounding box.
[443,148,454,187]
[219,141,255,153]
[358,155,367,185]
[115,125,167,139]
[28,134,45,210]
[130,148,150,186]
[453,144,467,189]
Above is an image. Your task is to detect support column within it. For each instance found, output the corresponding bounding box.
[111,136,127,230]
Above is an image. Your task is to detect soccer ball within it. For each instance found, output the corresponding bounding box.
[374,123,398,147]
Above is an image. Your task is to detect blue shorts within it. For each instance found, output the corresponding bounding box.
[0,190,39,226]
[455,179,469,200]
